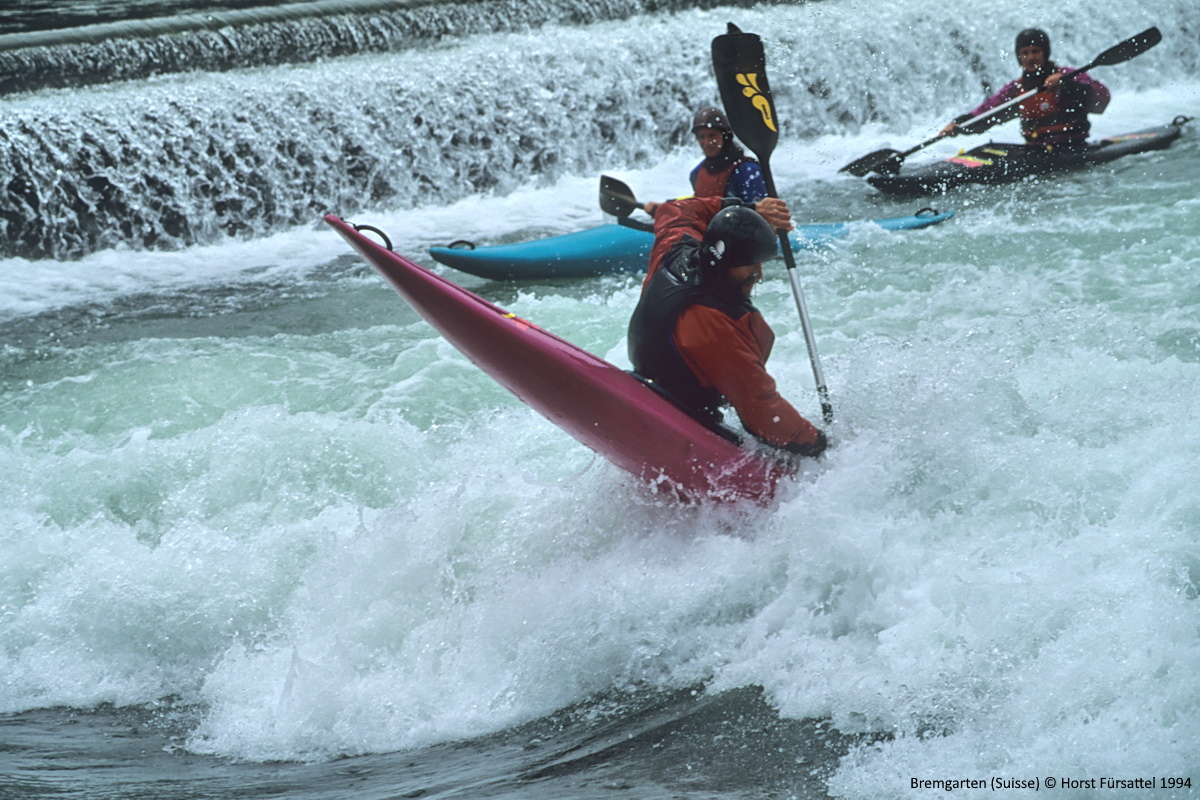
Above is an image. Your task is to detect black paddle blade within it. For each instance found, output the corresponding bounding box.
[839,148,905,176]
[599,174,639,218]
[711,25,779,166]
[1090,26,1161,68]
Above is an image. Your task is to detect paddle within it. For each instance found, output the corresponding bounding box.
[839,25,1162,177]
[712,22,833,425]
[599,174,641,218]
[599,174,655,232]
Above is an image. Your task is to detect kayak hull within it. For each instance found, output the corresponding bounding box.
[429,210,954,281]
[326,214,792,503]
[867,117,1190,196]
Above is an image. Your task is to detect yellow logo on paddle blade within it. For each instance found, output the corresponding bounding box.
[736,73,776,132]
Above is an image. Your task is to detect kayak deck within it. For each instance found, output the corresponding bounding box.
[866,116,1190,196]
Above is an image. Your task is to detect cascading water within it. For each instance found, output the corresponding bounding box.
[1,0,1192,260]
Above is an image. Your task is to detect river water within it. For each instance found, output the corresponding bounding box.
[1,0,1198,797]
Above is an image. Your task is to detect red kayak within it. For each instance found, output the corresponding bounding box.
[326,214,793,503]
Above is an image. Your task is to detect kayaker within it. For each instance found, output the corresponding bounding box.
[940,28,1111,150]
[628,196,827,458]
[642,106,767,218]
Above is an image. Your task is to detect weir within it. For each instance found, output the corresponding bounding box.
[0,0,443,51]
[0,0,1190,260]
[0,0,772,96]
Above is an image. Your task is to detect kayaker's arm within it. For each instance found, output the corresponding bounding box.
[675,305,825,456]
[748,197,792,234]
[1047,68,1111,114]
[941,79,1024,137]
[728,160,769,204]
[643,196,725,284]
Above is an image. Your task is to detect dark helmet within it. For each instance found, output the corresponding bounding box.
[691,105,732,134]
[700,206,778,273]
[1015,28,1051,59]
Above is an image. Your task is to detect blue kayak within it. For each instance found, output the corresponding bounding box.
[429,208,955,280]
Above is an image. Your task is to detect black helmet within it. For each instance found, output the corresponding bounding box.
[700,206,778,272]
[691,106,732,134]
[1015,28,1051,60]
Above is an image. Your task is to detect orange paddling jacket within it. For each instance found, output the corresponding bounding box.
[628,197,823,454]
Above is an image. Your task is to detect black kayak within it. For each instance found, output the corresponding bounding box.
[867,116,1190,196]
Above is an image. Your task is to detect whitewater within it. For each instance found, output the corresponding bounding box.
[1,0,1199,797]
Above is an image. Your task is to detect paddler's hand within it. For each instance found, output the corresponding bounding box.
[643,201,661,217]
[1043,71,1063,91]
[940,122,960,136]
[752,197,793,233]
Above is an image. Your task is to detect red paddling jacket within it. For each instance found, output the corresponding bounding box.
[964,64,1110,147]
[628,197,823,454]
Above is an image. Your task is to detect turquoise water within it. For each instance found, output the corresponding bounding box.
[2,0,1199,797]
